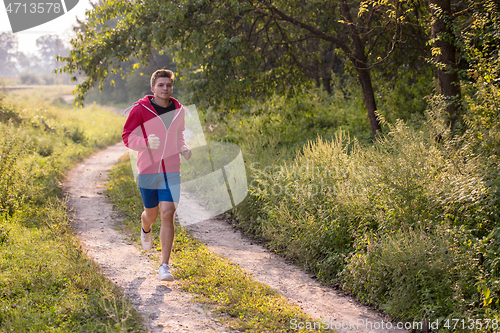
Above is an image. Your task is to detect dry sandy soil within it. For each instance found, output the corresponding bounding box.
[64,142,407,333]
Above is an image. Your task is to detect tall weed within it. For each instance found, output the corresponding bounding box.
[341,226,478,322]
[250,132,368,279]
[0,125,32,216]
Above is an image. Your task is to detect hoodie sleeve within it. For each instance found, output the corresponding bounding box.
[122,106,149,151]
[177,107,187,151]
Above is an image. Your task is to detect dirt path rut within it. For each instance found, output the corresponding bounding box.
[64,143,229,333]
[65,142,406,333]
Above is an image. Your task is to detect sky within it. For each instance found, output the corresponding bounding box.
[0,0,94,54]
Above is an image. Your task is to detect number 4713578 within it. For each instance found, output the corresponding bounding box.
[442,318,498,330]
[6,3,62,14]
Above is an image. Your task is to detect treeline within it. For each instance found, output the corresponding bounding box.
[0,32,72,85]
[60,0,493,138]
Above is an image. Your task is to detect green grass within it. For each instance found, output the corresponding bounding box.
[106,154,331,333]
[0,87,145,332]
[0,206,142,332]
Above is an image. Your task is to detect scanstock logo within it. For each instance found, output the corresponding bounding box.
[4,0,79,33]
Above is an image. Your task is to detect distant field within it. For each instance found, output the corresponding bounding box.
[2,85,76,101]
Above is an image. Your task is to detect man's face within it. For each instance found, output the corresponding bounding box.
[151,77,173,101]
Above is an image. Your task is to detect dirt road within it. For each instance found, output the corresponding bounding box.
[64,143,230,333]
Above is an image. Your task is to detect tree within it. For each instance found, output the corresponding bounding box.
[461,0,500,87]
[428,0,462,131]
[0,32,19,77]
[85,49,178,105]
[365,0,472,132]
[36,35,68,74]
[61,0,427,138]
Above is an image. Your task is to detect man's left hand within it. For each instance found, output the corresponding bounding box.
[180,146,192,160]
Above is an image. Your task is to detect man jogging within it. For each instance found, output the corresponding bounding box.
[122,69,191,281]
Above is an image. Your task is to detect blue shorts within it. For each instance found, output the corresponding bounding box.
[138,172,181,208]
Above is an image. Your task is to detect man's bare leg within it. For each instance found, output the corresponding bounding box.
[141,206,159,233]
[159,201,176,264]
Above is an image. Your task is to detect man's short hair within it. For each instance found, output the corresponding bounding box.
[151,69,175,87]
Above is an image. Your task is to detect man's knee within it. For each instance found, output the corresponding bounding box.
[160,206,176,218]
[143,207,158,221]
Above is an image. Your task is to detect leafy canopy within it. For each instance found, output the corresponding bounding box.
[60,0,413,111]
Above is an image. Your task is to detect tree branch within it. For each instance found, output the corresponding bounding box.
[252,4,352,57]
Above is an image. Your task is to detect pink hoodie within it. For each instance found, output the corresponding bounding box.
[122,95,186,174]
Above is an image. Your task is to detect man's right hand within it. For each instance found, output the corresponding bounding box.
[147,134,160,149]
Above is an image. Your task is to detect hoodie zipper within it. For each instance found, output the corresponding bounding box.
[141,101,183,173]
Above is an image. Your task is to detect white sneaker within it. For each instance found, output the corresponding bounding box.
[141,227,153,250]
[158,263,174,281]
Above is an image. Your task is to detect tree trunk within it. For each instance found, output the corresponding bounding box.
[429,0,462,131]
[321,47,334,95]
[357,65,381,139]
[341,0,382,139]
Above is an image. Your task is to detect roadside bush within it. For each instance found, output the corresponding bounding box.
[245,120,466,279]
[203,33,500,323]
[341,226,478,322]
[235,99,500,324]
[0,222,8,246]
[66,126,87,143]
[249,132,368,280]
[0,102,23,124]
[459,81,500,317]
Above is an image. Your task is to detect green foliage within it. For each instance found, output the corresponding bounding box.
[373,64,434,124]
[459,64,500,317]
[66,126,87,144]
[0,102,22,124]
[250,133,363,280]
[0,126,32,215]
[341,226,477,321]
[455,0,500,85]
[224,85,500,324]
[0,90,143,332]
[0,221,9,246]
[213,80,371,147]
[83,49,179,106]
[60,0,430,137]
